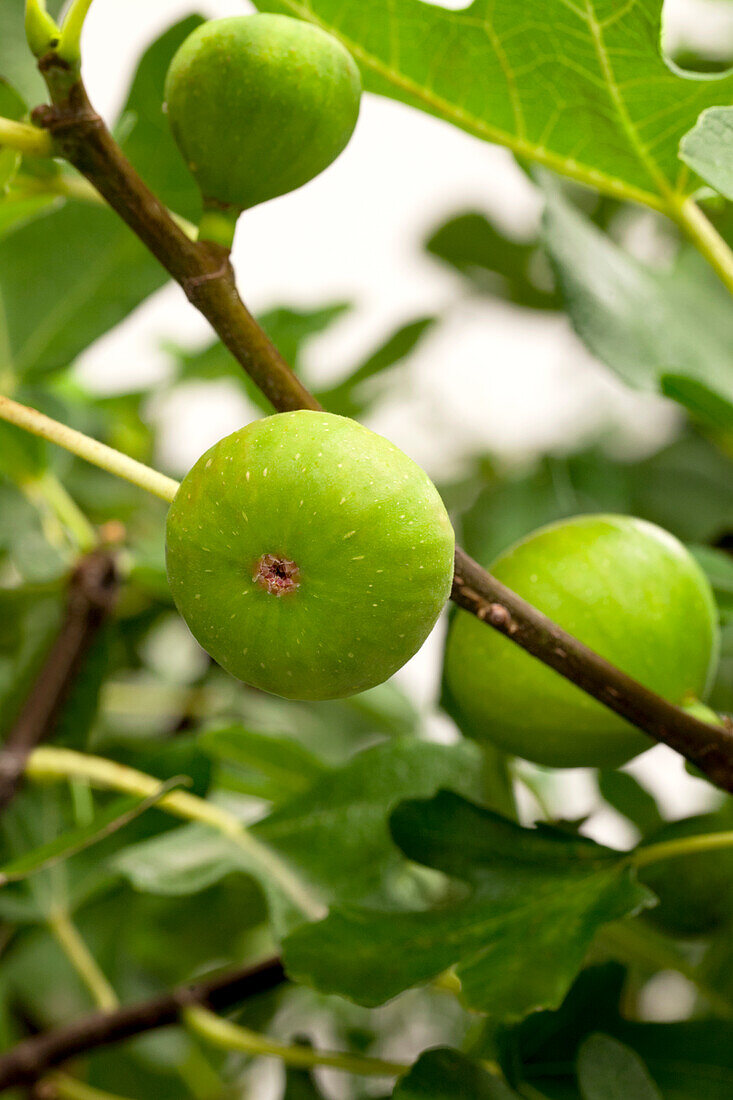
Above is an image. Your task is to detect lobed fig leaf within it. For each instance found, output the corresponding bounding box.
[444,515,719,768]
[164,14,361,239]
[165,411,455,700]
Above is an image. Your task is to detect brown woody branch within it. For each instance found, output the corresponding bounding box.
[32,59,318,416]
[0,550,118,815]
[0,957,285,1090]
[30,61,733,792]
[452,550,733,790]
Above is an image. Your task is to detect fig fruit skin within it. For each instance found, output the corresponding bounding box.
[444,514,719,768]
[164,14,361,214]
[166,411,455,701]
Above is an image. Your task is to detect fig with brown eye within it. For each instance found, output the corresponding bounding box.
[253,553,301,596]
[165,411,455,700]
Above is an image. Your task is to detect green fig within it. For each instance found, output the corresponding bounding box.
[165,411,455,700]
[444,515,719,768]
[164,15,361,240]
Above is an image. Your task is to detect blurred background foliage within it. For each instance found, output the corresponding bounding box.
[1,2,733,1098]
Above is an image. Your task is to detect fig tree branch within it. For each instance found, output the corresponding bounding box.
[0,549,118,816]
[0,957,286,1091]
[4,825,733,1092]
[26,60,733,792]
[32,61,318,415]
[451,550,733,792]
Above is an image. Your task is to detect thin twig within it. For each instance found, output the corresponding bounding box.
[46,909,118,1012]
[185,1004,407,1077]
[0,550,118,815]
[24,746,326,921]
[0,115,53,156]
[0,958,286,1090]
[0,396,179,503]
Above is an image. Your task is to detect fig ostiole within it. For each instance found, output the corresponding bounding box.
[444,514,719,768]
[164,14,362,245]
[165,411,455,700]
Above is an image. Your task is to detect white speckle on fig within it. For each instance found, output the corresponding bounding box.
[166,411,455,700]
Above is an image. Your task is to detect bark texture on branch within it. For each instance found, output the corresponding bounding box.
[29,62,733,792]
[452,549,733,791]
[0,958,286,1090]
[33,60,319,416]
[0,550,118,815]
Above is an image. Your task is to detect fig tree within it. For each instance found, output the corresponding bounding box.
[166,411,455,700]
[444,514,719,768]
[164,15,361,240]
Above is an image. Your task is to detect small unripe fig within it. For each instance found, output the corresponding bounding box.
[444,515,719,768]
[164,15,361,230]
[166,412,454,700]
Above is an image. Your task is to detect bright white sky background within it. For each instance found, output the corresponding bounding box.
[69,1,733,887]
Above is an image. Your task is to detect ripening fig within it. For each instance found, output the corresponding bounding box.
[164,15,361,241]
[165,412,455,700]
[444,515,719,768]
